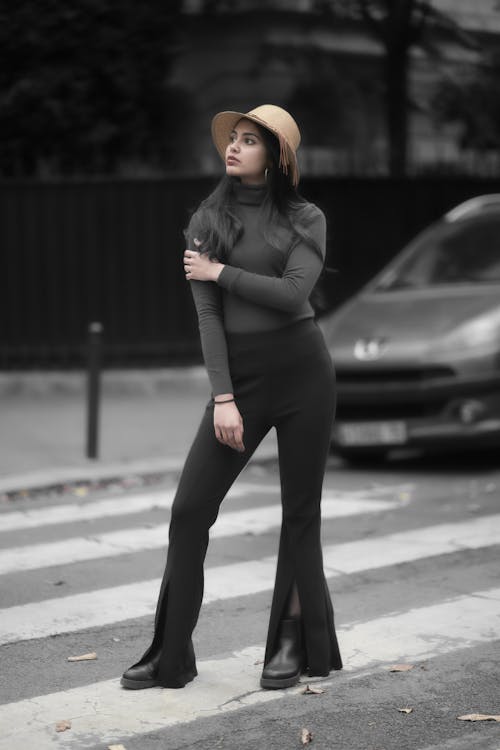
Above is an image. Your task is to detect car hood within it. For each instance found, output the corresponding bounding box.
[320,285,500,364]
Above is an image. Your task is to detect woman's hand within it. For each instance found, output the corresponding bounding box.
[213,398,245,452]
[184,240,224,282]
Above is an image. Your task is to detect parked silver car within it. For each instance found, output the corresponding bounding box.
[319,194,500,460]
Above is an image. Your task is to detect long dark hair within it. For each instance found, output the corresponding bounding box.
[186,122,324,264]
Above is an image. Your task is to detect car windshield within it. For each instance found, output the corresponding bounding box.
[375,214,500,290]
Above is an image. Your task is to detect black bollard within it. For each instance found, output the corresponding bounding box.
[86,321,103,459]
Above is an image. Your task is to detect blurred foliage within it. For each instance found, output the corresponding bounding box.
[0,0,190,177]
[286,57,382,149]
[433,52,500,150]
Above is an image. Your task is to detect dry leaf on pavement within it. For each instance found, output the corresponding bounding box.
[397,707,413,714]
[301,727,313,744]
[300,684,325,695]
[55,720,72,732]
[67,652,97,662]
[389,664,414,672]
[457,713,500,722]
[108,745,127,750]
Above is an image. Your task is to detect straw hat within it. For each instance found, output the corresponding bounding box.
[211,104,301,187]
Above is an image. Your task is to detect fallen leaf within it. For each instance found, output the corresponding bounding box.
[389,664,414,672]
[67,651,97,662]
[301,727,313,744]
[457,713,500,722]
[253,659,264,665]
[108,745,127,750]
[55,720,71,733]
[397,707,413,714]
[301,684,325,695]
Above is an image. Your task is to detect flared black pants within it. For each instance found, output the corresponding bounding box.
[136,319,343,687]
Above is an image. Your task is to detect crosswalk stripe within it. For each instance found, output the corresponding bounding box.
[0,495,405,575]
[0,514,497,645]
[0,489,178,532]
[0,587,499,750]
[0,483,412,532]
[0,483,270,532]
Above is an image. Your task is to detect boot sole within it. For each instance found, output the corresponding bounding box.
[120,675,159,690]
[260,671,301,690]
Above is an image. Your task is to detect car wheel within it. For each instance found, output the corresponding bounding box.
[333,447,388,465]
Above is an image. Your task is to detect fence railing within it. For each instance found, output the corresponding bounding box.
[2,175,500,370]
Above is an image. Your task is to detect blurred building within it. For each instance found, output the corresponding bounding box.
[170,0,500,176]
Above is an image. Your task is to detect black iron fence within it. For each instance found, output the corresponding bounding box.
[2,176,499,370]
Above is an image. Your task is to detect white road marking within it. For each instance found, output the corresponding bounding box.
[0,587,499,750]
[0,483,274,532]
[0,483,411,532]
[0,495,405,575]
[0,514,497,645]
[0,489,177,532]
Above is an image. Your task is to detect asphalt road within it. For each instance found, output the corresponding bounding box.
[0,451,499,750]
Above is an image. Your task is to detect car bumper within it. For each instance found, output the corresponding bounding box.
[332,374,500,450]
[333,416,500,450]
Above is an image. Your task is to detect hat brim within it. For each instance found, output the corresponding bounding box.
[211,110,299,186]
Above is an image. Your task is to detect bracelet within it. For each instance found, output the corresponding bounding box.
[213,398,235,405]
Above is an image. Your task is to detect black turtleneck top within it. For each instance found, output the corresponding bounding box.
[187,182,326,395]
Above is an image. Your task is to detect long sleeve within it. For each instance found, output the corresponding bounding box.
[216,209,326,312]
[186,214,233,396]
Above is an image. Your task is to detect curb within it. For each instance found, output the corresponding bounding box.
[0,443,279,498]
[0,456,185,496]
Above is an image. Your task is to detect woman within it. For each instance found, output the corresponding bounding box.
[121,104,343,691]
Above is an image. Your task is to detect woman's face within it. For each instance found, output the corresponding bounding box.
[225,118,269,185]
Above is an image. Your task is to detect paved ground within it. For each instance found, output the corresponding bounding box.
[1,369,499,750]
[0,367,277,493]
[0,450,499,750]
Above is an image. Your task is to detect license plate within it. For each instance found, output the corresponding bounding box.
[336,421,407,446]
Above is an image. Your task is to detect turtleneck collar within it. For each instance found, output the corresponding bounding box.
[233,181,266,206]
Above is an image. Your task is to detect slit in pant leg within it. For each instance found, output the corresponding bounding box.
[264,383,342,676]
[135,405,270,688]
[264,523,342,676]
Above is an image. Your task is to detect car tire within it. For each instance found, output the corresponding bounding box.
[333,447,388,465]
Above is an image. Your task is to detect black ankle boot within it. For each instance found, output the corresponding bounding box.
[121,651,161,690]
[260,618,303,690]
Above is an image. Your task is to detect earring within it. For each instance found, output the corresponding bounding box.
[264,168,269,181]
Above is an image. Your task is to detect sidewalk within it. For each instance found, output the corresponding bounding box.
[0,368,278,496]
